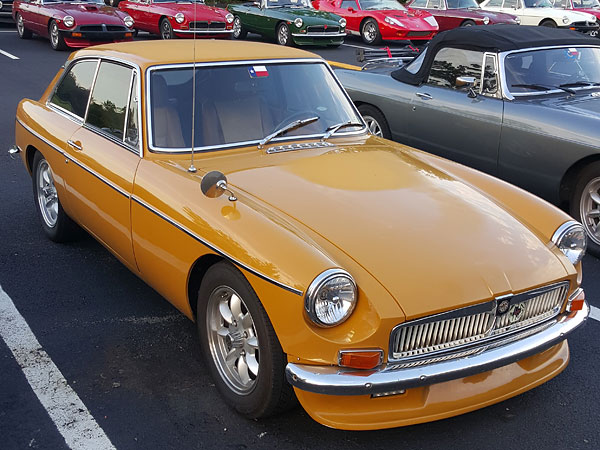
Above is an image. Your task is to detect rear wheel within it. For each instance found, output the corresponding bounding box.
[232,16,247,39]
[16,13,32,39]
[461,20,476,27]
[276,22,292,46]
[49,20,67,51]
[358,104,391,140]
[160,18,174,39]
[361,18,381,45]
[197,262,296,418]
[570,162,600,256]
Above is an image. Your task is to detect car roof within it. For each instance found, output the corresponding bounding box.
[69,40,321,70]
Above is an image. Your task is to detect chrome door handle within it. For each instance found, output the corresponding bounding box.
[67,139,82,150]
[415,92,433,100]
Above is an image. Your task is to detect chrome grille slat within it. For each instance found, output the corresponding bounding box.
[390,283,569,362]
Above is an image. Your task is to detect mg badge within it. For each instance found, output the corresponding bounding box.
[508,302,525,324]
[497,299,510,315]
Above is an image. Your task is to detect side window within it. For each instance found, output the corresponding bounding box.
[341,0,357,7]
[427,0,442,8]
[482,54,498,95]
[50,60,98,119]
[411,0,428,6]
[503,0,518,7]
[427,48,483,89]
[86,61,134,142]
[485,0,503,6]
[125,73,139,148]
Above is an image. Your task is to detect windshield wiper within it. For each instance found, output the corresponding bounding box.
[511,83,576,94]
[559,81,600,88]
[321,120,364,142]
[259,116,319,148]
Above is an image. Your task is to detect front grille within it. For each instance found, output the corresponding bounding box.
[106,25,128,32]
[389,282,569,363]
[80,25,103,32]
[306,25,340,33]
[407,31,431,37]
[190,21,226,30]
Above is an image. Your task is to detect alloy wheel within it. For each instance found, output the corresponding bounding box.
[277,25,289,45]
[363,115,383,137]
[36,160,58,228]
[206,285,259,394]
[50,23,59,48]
[17,14,24,36]
[580,176,600,245]
[161,21,172,39]
[233,17,241,39]
[363,22,376,43]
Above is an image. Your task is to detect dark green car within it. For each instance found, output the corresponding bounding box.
[228,0,346,46]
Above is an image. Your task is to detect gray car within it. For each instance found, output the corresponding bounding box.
[335,25,600,256]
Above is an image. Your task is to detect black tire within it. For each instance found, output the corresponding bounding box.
[160,18,174,39]
[540,19,557,27]
[16,13,33,39]
[232,16,247,40]
[197,262,296,418]
[358,104,392,140]
[276,22,292,46]
[32,152,77,242]
[461,20,476,27]
[49,20,67,51]
[361,18,381,45]
[569,161,600,257]
[109,0,121,6]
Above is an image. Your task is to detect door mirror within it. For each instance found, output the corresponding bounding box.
[456,76,478,98]
[201,171,237,201]
[253,1,260,6]
[348,7,354,11]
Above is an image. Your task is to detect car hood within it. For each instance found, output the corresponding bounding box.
[50,3,126,21]
[150,3,228,19]
[573,7,600,18]
[522,90,600,117]
[523,7,596,21]
[224,138,570,319]
[269,8,342,23]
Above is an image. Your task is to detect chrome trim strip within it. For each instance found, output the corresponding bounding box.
[291,32,346,37]
[552,220,582,245]
[304,268,357,327]
[286,301,589,396]
[84,59,101,121]
[174,29,233,34]
[145,58,367,153]
[131,196,303,296]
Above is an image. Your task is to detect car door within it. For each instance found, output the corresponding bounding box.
[407,48,503,175]
[340,0,360,32]
[63,59,141,270]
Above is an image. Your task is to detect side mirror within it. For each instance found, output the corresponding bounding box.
[253,1,260,6]
[348,7,354,11]
[456,76,478,98]
[201,171,237,201]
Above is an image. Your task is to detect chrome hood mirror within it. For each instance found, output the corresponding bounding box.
[201,171,237,202]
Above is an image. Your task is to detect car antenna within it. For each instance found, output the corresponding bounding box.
[188,0,198,173]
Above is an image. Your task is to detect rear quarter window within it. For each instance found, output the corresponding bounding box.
[50,60,98,119]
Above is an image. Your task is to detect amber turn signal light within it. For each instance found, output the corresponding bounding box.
[568,289,585,312]
[72,32,82,37]
[338,349,383,370]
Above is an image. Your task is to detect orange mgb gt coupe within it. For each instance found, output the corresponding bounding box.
[10,40,589,430]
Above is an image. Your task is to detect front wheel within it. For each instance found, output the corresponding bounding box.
[49,20,67,51]
[197,262,296,418]
[160,18,174,39]
[16,13,32,39]
[361,18,381,45]
[570,162,600,256]
[32,152,77,242]
[358,104,392,140]
[540,19,557,28]
[232,16,247,39]
[276,22,292,46]
[461,20,476,27]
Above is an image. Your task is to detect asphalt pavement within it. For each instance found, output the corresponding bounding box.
[1,23,599,450]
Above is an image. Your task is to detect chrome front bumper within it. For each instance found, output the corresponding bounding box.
[292,32,346,38]
[174,29,233,34]
[286,302,589,396]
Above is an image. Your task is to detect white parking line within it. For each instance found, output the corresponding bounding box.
[341,43,378,51]
[591,305,600,322]
[0,285,115,450]
[0,49,19,60]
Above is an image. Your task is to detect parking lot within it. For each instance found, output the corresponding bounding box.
[1,21,600,450]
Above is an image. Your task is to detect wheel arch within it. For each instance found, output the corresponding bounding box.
[25,145,39,175]
[539,18,557,27]
[187,253,226,319]
[559,154,600,207]
[359,16,377,32]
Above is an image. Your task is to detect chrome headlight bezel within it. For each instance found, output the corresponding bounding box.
[175,12,185,24]
[305,269,357,328]
[63,15,75,28]
[339,17,346,27]
[0,2,4,10]
[552,221,587,266]
[483,16,490,25]
[562,16,570,24]
[226,13,234,24]
[515,16,521,25]
[124,15,134,28]
[294,17,303,28]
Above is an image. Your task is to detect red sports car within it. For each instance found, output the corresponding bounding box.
[118,0,233,40]
[13,0,134,50]
[313,0,438,44]
[407,0,519,31]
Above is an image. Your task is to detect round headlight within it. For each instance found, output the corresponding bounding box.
[226,13,234,24]
[339,17,346,27]
[515,16,521,25]
[0,2,4,9]
[294,17,303,28]
[63,15,75,28]
[483,16,490,25]
[563,16,570,24]
[175,12,185,24]
[124,15,134,28]
[552,221,587,265]
[305,269,357,327]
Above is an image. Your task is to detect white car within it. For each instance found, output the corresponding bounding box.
[481,0,599,34]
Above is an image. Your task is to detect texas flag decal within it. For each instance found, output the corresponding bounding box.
[249,65,269,78]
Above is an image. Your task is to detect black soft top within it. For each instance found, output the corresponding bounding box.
[392,24,599,86]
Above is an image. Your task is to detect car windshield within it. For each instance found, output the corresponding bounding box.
[523,0,553,7]
[573,0,600,7]
[359,0,406,11]
[505,47,600,95]
[446,0,480,8]
[266,0,313,8]
[148,62,364,151]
